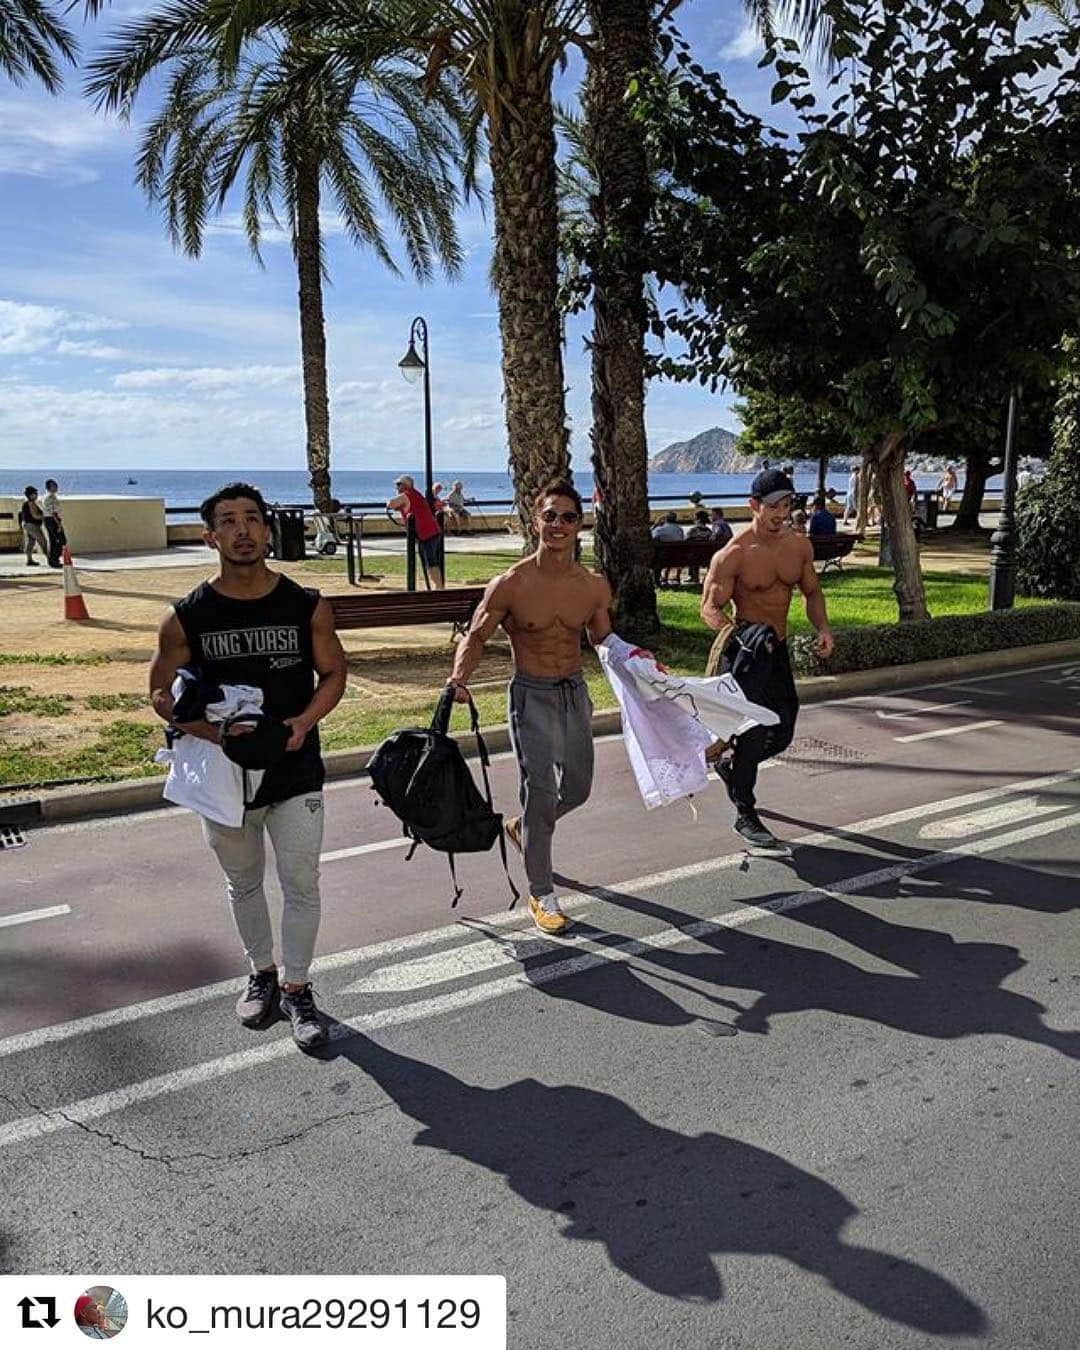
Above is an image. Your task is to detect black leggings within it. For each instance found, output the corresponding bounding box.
[721,635,798,812]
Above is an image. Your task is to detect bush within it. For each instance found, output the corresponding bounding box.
[1016,340,1080,599]
[789,603,1080,676]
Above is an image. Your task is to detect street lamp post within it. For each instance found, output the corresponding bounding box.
[398,316,434,510]
[989,384,1022,612]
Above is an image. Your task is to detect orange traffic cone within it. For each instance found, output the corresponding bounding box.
[62,545,90,621]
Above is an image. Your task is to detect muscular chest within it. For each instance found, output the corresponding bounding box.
[509,577,595,634]
[738,543,803,591]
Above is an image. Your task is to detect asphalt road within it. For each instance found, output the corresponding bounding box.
[1,658,1078,1349]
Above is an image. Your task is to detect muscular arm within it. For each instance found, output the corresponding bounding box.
[387,492,408,513]
[448,573,513,695]
[285,598,348,750]
[148,610,220,743]
[701,544,740,631]
[797,541,834,657]
[586,573,613,646]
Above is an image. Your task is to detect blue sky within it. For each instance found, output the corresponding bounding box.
[0,2,797,472]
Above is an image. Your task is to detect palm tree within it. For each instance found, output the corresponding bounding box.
[0,0,77,88]
[86,1,467,510]
[582,0,659,641]
[420,0,588,539]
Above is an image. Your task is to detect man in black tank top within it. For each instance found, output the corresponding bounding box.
[149,483,346,1049]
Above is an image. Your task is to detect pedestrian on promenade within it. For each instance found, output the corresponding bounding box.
[40,478,65,567]
[148,482,347,1049]
[445,480,612,934]
[938,464,958,513]
[388,473,444,589]
[18,486,48,566]
[843,465,860,523]
[701,468,834,852]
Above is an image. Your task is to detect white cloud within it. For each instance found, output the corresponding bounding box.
[56,339,136,360]
[0,95,126,184]
[205,210,348,248]
[721,22,764,61]
[112,364,298,392]
[0,299,127,355]
[442,411,498,432]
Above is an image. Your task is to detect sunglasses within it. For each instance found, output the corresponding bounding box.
[540,509,582,525]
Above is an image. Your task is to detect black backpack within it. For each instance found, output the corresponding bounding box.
[368,687,519,906]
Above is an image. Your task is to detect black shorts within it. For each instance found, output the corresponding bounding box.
[418,532,442,569]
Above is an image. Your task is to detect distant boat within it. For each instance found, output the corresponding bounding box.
[127,477,138,484]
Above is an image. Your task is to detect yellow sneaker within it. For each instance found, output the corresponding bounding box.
[528,896,569,934]
[505,815,523,855]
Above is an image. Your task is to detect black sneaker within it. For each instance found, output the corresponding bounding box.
[236,968,279,1026]
[280,983,328,1051]
[733,811,787,853]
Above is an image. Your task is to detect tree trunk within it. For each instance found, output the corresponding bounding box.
[584,0,659,643]
[488,63,571,546]
[294,145,333,512]
[876,433,929,622]
[855,455,871,533]
[951,449,990,531]
[817,454,828,497]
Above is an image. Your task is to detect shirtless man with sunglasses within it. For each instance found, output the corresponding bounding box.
[447,480,612,932]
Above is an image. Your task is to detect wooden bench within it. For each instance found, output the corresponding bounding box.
[652,537,724,584]
[811,531,863,573]
[327,586,485,638]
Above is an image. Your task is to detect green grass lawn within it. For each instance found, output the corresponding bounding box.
[654,568,1042,671]
[1,563,1039,791]
[304,550,518,586]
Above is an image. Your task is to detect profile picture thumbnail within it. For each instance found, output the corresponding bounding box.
[74,1287,128,1339]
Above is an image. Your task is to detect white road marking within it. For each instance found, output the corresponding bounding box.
[2,805,1078,1151]
[895,719,1003,744]
[917,798,1069,840]
[875,700,971,721]
[3,764,1076,1063]
[321,837,410,862]
[0,905,71,930]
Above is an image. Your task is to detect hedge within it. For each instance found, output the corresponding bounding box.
[787,602,1080,677]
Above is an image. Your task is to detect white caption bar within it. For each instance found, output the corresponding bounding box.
[1,1276,505,1349]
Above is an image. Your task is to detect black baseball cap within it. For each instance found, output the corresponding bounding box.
[750,468,796,504]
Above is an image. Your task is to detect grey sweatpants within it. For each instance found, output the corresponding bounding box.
[508,672,594,898]
[202,792,324,986]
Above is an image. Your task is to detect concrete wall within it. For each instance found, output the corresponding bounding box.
[0,495,167,554]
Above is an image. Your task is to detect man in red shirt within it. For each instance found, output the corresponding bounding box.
[388,474,445,589]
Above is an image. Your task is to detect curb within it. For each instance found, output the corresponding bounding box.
[6,637,1079,827]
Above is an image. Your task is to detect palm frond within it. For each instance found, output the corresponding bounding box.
[1,0,78,90]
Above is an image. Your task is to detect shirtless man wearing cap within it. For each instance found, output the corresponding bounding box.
[149,482,347,1049]
[701,468,834,851]
[446,480,612,933]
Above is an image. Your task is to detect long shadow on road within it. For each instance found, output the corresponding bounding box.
[326,1031,986,1335]
[551,848,1080,1057]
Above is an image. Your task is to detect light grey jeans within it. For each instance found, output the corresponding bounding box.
[202,792,324,986]
[508,671,594,898]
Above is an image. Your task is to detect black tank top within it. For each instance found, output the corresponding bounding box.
[174,574,324,806]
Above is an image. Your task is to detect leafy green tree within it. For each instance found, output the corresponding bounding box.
[638,2,1080,620]
[733,388,852,492]
[87,1,466,510]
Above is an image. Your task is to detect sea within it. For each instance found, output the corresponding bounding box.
[0,466,969,512]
